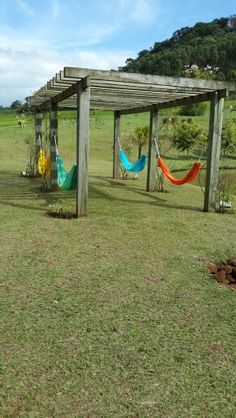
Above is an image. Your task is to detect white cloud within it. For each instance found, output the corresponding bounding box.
[0,37,130,105]
[0,0,166,105]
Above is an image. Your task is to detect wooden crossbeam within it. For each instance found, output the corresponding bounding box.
[119,90,227,115]
[27,64,234,115]
[64,67,236,92]
[34,78,89,111]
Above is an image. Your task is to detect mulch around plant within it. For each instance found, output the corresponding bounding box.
[47,211,77,219]
[208,257,236,290]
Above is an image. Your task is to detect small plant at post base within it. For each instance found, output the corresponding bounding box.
[48,200,63,216]
[22,133,37,176]
[216,170,234,214]
[48,200,76,219]
[155,168,165,192]
[40,172,50,193]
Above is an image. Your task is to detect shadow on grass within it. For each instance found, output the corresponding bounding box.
[0,170,41,199]
[91,175,132,188]
[0,170,203,214]
[88,182,203,213]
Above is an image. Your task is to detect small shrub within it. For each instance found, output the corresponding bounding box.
[221,119,236,157]
[178,103,207,116]
[171,118,203,157]
[216,170,234,213]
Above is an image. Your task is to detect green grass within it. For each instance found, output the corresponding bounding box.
[0,105,236,417]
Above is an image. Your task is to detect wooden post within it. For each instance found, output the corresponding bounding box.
[76,77,90,217]
[49,106,58,191]
[35,111,43,175]
[113,111,120,178]
[147,105,159,191]
[204,92,224,211]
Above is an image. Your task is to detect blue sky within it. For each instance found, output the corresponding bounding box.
[0,0,235,106]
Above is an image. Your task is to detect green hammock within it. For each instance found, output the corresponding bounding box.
[56,154,77,191]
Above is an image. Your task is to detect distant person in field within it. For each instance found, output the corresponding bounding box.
[17,111,25,128]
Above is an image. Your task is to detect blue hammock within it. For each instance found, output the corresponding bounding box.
[56,154,77,191]
[119,149,147,172]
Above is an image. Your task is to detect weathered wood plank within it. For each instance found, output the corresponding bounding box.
[59,75,212,93]
[119,90,227,115]
[113,111,120,179]
[35,79,90,111]
[204,92,224,211]
[147,106,159,192]
[76,77,90,217]
[31,85,203,105]
[49,106,58,191]
[64,67,236,92]
[65,91,217,111]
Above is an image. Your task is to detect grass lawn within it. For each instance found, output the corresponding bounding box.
[0,105,236,417]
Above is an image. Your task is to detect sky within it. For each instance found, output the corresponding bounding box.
[0,0,235,106]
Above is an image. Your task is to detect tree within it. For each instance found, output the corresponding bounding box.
[178,102,207,116]
[120,16,236,81]
[179,64,223,116]
[130,126,149,158]
[172,119,203,157]
[10,100,22,109]
[221,119,236,157]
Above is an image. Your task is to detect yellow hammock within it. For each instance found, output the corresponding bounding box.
[157,157,200,186]
[38,149,51,176]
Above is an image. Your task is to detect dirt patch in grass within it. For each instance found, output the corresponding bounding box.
[47,211,77,219]
[208,257,236,290]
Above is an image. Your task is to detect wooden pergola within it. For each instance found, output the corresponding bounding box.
[27,66,236,217]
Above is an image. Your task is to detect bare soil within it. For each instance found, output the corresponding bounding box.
[208,257,236,290]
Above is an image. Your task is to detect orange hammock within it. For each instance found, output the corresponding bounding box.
[157,157,201,186]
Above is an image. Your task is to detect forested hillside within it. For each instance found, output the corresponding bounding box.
[120,16,236,80]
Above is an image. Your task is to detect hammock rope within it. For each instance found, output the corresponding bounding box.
[118,137,147,173]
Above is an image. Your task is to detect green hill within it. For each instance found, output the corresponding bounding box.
[120,16,236,80]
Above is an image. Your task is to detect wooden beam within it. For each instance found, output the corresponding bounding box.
[31,86,203,108]
[49,89,209,112]
[36,81,85,111]
[34,112,43,175]
[64,67,236,92]
[147,106,159,192]
[119,90,227,115]
[113,111,120,178]
[204,92,224,211]
[76,77,90,217]
[49,106,58,191]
